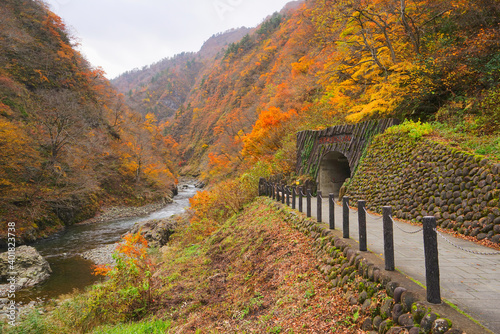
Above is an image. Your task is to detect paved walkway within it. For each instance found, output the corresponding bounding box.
[293,195,500,333]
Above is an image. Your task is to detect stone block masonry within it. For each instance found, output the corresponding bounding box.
[346,132,500,244]
[296,119,400,179]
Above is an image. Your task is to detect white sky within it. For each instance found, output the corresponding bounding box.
[44,0,295,79]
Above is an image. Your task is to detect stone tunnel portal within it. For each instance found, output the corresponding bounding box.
[318,151,351,196]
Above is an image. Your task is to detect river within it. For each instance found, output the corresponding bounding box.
[16,183,199,303]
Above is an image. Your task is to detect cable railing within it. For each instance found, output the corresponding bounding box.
[259,179,500,304]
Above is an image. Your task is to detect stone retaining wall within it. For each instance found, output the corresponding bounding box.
[296,119,399,179]
[265,198,485,334]
[346,132,500,244]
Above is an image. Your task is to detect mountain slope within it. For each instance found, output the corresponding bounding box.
[109,0,500,185]
[0,0,178,244]
[116,0,500,181]
[112,27,252,122]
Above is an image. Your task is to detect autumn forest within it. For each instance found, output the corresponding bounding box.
[2,0,500,245]
[1,0,500,332]
[114,0,500,182]
[0,0,179,243]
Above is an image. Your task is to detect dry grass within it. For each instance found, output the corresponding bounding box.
[153,199,364,333]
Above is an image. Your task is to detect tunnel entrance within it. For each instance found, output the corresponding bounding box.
[318,151,351,196]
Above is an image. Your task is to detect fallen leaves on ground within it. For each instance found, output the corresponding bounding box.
[155,200,365,333]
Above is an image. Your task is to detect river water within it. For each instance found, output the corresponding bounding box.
[17,183,199,303]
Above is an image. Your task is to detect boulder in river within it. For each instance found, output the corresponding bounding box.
[128,215,181,248]
[194,181,205,189]
[0,246,51,294]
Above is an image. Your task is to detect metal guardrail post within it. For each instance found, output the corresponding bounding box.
[329,194,335,230]
[317,191,322,223]
[383,206,395,271]
[286,186,290,206]
[423,216,441,304]
[298,187,303,213]
[358,200,367,251]
[343,196,349,238]
[306,189,312,218]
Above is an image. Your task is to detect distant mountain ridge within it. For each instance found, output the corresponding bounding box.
[111,27,252,121]
[199,27,253,60]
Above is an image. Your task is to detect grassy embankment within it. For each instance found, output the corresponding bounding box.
[2,173,363,333]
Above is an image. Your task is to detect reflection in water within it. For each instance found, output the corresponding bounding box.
[17,184,198,303]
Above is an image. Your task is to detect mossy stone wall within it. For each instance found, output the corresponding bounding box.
[296,119,399,179]
[264,198,478,333]
[346,133,500,243]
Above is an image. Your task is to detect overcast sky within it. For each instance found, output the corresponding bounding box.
[44,0,295,79]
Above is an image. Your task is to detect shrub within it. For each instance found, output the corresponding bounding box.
[92,232,157,320]
[187,162,272,242]
[52,232,161,332]
[476,87,500,135]
[385,119,433,141]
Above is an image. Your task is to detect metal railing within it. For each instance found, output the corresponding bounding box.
[259,179,500,304]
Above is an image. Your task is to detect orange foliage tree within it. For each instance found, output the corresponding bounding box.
[242,106,297,160]
[118,112,177,188]
[0,119,40,200]
[90,231,157,321]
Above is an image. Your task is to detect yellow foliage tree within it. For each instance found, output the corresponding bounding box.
[313,0,446,122]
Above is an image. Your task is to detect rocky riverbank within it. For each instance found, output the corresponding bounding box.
[81,213,189,266]
[77,178,199,226]
[77,201,172,226]
[81,244,117,266]
[0,246,52,323]
[76,200,176,266]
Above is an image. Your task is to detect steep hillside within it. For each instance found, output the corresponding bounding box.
[0,0,178,244]
[170,6,319,175]
[117,0,500,181]
[111,52,202,122]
